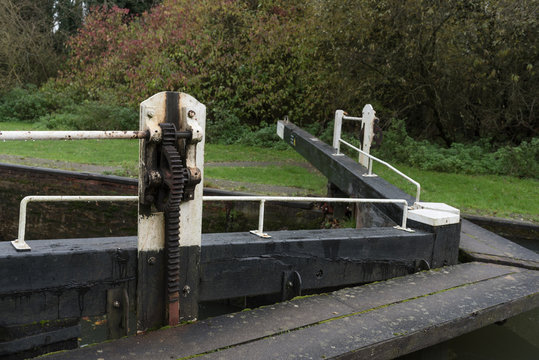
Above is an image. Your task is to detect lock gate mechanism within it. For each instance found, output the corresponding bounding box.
[138,92,203,326]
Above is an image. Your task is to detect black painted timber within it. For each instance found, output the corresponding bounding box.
[281,122,414,224]
[0,227,436,358]
[43,262,539,360]
[0,237,138,358]
[200,227,435,301]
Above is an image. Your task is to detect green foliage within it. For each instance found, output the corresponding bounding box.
[38,102,137,130]
[0,84,136,130]
[240,123,289,149]
[0,86,52,122]
[374,119,539,178]
[314,0,538,145]
[496,139,539,179]
[205,165,327,193]
[206,106,250,145]
[55,0,317,129]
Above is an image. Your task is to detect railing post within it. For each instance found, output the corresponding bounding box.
[258,200,266,234]
[333,110,344,154]
[359,105,375,167]
[11,197,31,251]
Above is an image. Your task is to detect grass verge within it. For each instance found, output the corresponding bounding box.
[205,165,327,193]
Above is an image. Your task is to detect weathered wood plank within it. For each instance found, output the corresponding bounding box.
[200,269,538,360]
[460,219,539,270]
[42,262,536,360]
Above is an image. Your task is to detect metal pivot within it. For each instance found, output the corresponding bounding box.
[282,271,302,301]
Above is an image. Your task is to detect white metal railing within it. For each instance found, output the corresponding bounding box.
[12,194,412,249]
[11,195,138,251]
[337,138,421,202]
[333,106,376,167]
[332,106,421,202]
[203,196,412,238]
[0,130,147,141]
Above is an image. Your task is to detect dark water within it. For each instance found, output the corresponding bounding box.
[400,308,539,360]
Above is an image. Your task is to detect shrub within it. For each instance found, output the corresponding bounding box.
[206,106,250,145]
[0,86,51,122]
[57,1,317,129]
[373,119,538,178]
[38,102,137,130]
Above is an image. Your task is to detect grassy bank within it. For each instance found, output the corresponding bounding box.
[1,121,537,223]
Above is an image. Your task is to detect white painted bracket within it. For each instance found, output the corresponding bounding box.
[11,239,31,251]
[249,230,272,239]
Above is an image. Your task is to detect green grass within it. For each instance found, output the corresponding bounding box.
[205,144,304,163]
[2,121,537,222]
[373,163,539,223]
[0,122,301,166]
[205,165,327,193]
[0,121,138,166]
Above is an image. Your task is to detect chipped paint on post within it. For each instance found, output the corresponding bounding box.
[359,104,375,167]
[137,213,165,251]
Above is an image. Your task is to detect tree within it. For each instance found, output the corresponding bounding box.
[313,0,538,144]
[0,0,60,91]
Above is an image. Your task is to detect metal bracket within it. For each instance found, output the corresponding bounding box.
[394,225,415,233]
[249,230,271,238]
[107,288,129,339]
[11,239,31,251]
[282,271,302,301]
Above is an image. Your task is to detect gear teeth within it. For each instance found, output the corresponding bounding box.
[159,123,186,301]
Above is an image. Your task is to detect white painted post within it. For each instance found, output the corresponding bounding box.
[177,93,205,322]
[359,105,375,167]
[333,110,344,154]
[136,92,205,328]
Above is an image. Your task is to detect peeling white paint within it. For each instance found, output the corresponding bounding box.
[137,213,165,252]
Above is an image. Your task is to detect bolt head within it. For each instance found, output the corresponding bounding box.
[148,256,156,265]
[187,110,196,118]
[113,300,121,308]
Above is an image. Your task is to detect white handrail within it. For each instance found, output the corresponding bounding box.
[203,195,412,238]
[0,130,147,141]
[11,195,138,251]
[12,194,412,249]
[338,138,421,202]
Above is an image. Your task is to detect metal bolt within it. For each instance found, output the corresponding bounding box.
[187,110,196,118]
[148,256,156,265]
[287,281,294,288]
[147,110,155,118]
[113,300,121,308]
[183,285,191,296]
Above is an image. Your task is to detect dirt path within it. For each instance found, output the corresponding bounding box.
[0,154,121,174]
